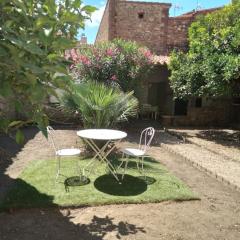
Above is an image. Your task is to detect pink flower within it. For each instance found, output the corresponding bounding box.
[70,49,78,62]
[111,75,117,81]
[144,50,152,58]
[79,55,91,66]
[106,48,114,56]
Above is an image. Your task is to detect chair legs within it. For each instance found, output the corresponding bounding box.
[140,156,146,179]
[119,154,146,180]
[55,155,61,183]
[141,157,144,173]
[55,155,82,183]
[121,159,129,181]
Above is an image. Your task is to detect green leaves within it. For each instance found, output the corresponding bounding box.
[61,81,138,129]
[81,5,98,14]
[0,0,97,141]
[169,3,240,98]
[16,130,25,144]
[44,0,57,17]
[52,38,76,50]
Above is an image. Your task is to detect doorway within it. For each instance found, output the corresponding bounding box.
[174,99,188,116]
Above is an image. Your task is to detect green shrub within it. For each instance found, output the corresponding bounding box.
[0,0,96,139]
[169,2,240,98]
[61,81,139,128]
[66,39,154,94]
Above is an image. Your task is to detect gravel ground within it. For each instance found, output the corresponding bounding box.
[161,129,240,189]
[168,129,240,162]
[0,127,240,239]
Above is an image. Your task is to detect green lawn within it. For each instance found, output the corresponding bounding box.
[0,156,198,210]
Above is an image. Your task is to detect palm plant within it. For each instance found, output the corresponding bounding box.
[61,81,138,128]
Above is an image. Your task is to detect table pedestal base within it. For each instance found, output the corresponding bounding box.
[83,138,121,182]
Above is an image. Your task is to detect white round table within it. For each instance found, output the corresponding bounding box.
[77,129,127,182]
[77,129,127,140]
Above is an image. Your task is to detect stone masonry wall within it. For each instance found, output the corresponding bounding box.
[96,1,218,54]
[166,17,192,53]
[95,0,111,42]
[115,1,171,54]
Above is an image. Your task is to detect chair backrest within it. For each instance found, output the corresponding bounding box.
[138,127,155,152]
[47,126,58,152]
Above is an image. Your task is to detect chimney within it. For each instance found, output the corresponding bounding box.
[79,33,87,44]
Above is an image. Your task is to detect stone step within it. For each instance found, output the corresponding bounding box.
[160,132,240,191]
[187,137,240,163]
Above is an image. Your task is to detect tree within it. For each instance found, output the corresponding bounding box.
[168,2,240,98]
[0,0,96,141]
[67,39,154,94]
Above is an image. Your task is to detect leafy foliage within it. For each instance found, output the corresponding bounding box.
[66,39,154,93]
[0,0,96,139]
[169,3,240,98]
[61,81,139,128]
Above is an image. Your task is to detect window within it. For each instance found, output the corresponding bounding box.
[138,12,144,19]
[195,98,202,108]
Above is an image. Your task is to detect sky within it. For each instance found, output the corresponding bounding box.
[78,0,231,44]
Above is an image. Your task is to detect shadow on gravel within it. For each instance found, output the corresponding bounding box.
[0,127,39,201]
[196,130,240,148]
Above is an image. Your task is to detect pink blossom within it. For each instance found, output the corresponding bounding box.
[79,55,91,66]
[106,48,114,56]
[111,75,117,81]
[144,50,152,58]
[70,49,78,62]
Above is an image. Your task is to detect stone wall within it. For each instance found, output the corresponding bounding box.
[115,1,171,54]
[96,1,218,54]
[166,17,192,53]
[162,98,233,127]
[95,0,111,42]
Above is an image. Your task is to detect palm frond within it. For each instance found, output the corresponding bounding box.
[60,81,139,128]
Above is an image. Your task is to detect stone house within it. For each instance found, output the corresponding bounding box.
[95,0,239,127]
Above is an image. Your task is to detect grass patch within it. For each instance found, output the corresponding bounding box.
[0,157,198,210]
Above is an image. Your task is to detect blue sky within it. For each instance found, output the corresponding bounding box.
[78,0,231,43]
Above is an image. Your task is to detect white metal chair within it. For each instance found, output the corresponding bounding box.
[47,126,82,182]
[118,127,155,180]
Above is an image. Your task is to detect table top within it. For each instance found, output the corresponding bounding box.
[77,129,127,140]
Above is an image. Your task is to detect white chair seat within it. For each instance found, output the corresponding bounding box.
[56,148,81,156]
[121,148,145,157]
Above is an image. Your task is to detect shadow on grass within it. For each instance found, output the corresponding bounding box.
[64,176,91,192]
[116,159,167,175]
[94,174,147,196]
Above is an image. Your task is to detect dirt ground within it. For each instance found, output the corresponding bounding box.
[167,128,240,162]
[0,126,240,240]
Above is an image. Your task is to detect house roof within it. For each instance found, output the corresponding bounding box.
[176,7,221,18]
